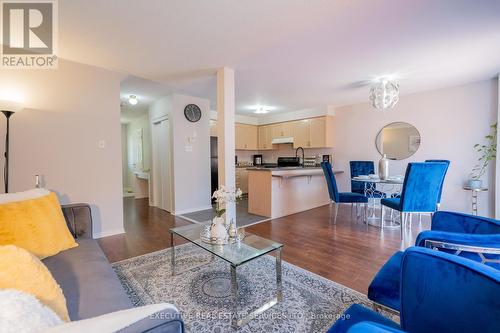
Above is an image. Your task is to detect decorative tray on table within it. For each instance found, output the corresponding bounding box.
[200,228,246,245]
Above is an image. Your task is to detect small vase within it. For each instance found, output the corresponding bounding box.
[228,219,238,239]
[210,216,228,243]
[379,154,389,180]
[468,179,483,190]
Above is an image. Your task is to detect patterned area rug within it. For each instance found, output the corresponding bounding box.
[113,244,385,333]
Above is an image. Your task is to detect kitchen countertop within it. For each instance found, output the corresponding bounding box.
[247,167,343,178]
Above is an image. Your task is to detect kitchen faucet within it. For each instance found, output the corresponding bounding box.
[295,147,305,167]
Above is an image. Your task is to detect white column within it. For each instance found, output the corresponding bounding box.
[216,67,236,220]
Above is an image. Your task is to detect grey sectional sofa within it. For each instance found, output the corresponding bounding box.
[41,203,184,332]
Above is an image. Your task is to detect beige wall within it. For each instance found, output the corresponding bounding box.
[0,60,125,238]
[333,79,498,217]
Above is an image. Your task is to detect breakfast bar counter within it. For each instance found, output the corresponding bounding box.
[247,167,343,218]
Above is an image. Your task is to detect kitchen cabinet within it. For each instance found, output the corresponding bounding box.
[235,168,249,194]
[291,116,334,148]
[235,123,258,150]
[309,117,327,148]
[271,122,294,138]
[258,125,274,150]
[209,120,217,137]
[292,119,311,148]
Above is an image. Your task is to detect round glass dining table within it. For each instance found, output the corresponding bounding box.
[351,176,404,227]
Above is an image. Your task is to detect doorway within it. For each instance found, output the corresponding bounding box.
[152,118,172,212]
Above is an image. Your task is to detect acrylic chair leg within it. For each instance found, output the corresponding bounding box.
[419,213,422,223]
[333,203,339,224]
[380,205,385,228]
[400,212,406,239]
[364,203,368,222]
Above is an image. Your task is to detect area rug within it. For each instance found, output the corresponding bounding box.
[113,244,387,333]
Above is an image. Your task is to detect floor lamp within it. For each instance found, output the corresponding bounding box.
[0,100,22,193]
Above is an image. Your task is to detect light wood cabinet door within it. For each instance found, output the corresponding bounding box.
[271,122,294,138]
[235,123,258,150]
[235,168,249,193]
[258,125,273,150]
[310,117,327,148]
[292,119,311,148]
[209,120,217,137]
[235,123,245,149]
[246,125,258,150]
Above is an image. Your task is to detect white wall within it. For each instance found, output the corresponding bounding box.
[150,94,211,214]
[0,59,126,237]
[333,79,498,217]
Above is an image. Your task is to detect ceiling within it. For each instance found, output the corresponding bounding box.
[59,0,500,115]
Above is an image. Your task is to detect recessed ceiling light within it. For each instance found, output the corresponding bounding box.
[128,95,138,105]
[254,106,270,114]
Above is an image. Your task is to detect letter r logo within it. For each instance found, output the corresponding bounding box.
[2,1,54,54]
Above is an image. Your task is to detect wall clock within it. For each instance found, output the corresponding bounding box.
[184,104,202,123]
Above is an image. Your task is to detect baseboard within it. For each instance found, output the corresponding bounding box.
[93,227,126,239]
[173,205,213,216]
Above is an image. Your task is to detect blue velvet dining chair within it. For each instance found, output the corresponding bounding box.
[321,162,368,223]
[327,247,500,333]
[424,159,450,208]
[349,161,386,198]
[367,211,500,312]
[380,162,448,235]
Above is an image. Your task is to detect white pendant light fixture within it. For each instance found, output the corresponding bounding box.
[369,79,399,111]
[128,95,138,105]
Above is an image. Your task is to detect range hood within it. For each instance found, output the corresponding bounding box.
[271,137,294,144]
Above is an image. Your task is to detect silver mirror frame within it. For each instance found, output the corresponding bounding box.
[375,122,421,160]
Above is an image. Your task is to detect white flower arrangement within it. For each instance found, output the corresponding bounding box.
[212,185,243,218]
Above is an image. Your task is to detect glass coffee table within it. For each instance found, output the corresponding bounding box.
[169,223,284,328]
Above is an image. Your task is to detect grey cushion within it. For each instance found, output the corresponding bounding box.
[43,239,132,320]
[117,308,184,333]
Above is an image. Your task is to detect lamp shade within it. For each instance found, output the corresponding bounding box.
[0,100,23,112]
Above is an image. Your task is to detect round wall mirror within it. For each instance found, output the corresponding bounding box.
[375,122,421,160]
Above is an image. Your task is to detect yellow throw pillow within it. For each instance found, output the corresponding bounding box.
[0,245,70,321]
[0,192,78,258]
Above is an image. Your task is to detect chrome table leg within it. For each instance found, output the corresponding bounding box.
[170,231,175,276]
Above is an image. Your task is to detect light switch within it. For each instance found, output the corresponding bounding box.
[98,140,106,149]
[185,145,193,152]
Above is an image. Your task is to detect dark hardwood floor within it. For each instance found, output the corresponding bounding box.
[98,197,428,294]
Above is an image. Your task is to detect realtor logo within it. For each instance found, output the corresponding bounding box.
[1,0,58,68]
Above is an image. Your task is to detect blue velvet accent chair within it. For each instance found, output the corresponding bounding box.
[321,161,368,223]
[328,247,500,333]
[367,211,500,312]
[380,162,448,236]
[424,159,450,207]
[349,161,386,198]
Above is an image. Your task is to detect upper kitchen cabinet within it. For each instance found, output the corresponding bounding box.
[210,120,217,137]
[258,125,274,150]
[292,116,334,148]
[271,122,294,138]
[235,123,258,150]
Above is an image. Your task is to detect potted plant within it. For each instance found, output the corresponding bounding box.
[469,122,497,189]
[209,186,243,243]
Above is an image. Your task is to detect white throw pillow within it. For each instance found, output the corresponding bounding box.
[0,188,50,204]
[0,289,63,333]
[46,303,178,333]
